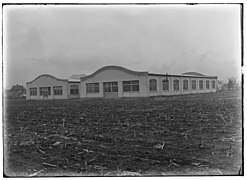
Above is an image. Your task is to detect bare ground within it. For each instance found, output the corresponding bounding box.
[4,91,242,176]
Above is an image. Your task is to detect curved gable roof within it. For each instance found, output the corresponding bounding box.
[182,72,205,76]
[80,65,148,81]
[26,74,68,84]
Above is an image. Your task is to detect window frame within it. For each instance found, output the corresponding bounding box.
[149,79,157,91]
[162,79,169,91]
[206,80,210,89]
[192,80,197,90]
[103,82,118,92]
[183,80,189,91]
[123,80,140,92]
[212,81,216,89]
[40,87,51,96]
[53,86,63,96]
[70,84,79,95]
[30,87,37,96]
[173,79,179,91]
[199,80,204,90]
[86,83,100,93]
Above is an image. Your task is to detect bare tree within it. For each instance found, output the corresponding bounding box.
[227,77,236,91]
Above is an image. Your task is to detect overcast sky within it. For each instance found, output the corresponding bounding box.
[4,4,241,89]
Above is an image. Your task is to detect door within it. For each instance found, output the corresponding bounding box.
[43,90,48,99]
[40,87,50,100]
[103,82,118,98]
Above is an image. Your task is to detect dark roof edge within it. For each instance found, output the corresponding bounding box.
[81,65,148,81]
[26,74,68,84]
[148,73,217,79]
[68,81,81,83]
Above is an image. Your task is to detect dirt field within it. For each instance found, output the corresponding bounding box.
[4,91,242,176]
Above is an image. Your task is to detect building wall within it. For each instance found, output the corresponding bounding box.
[181,77,191,94]
[25,67,217,100]
[170,76,182,95]
[211,79,217,93]
[147,75,217,96]
[68,82,81,99]
[26,75,68,100]
[159,76,172,96]
[148,75,161,97]
[80,69,149,98]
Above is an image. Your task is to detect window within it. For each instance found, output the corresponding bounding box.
[70,85,79,95]
[123,80,139,92]
[86,83,99,93]
[199,80,204,90]
[212,81,216,89]
[149,79,157,91]
[104,82,118,92]
[206,80,210,89]
[192,80,196,90]
[30,88,37,96]
[173,79,179,91]
[183,80,189,90]
[40,87,51,96]
[53,86,63,95]
[162,80,169,91]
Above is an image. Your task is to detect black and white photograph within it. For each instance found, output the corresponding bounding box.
[3,3,243,176]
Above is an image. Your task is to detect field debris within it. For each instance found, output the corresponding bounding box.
[4,91,242,176]
[28,169,44,177]
[169,159,180,167]
[43,162,57,167]
[153,142,165,149]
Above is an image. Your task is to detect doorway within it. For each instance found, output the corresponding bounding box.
[40,87,50,100]
[103,82,118,98]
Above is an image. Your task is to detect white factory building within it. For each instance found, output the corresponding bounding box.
[26,65,217,100]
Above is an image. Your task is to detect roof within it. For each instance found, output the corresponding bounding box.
[69,74,86,80]
[182,72,206,76]
[81,65,148,81]
[68,79,81,83]
[69,74,86,83]
[26,74,68,84]
[148,73,217,79]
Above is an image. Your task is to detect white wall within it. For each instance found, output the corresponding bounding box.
[148,75,161,97]
[147,75,217,97]
[80,69,149,98]
[160,76,172,96]
[26,75,68,100]
[170,76,182,95]
[198,78,205,94]
[68,82,81,99]
[181,77,191,95]
[211,79,217,92]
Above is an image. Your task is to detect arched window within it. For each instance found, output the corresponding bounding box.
[70,84,79,95]
[183,80,188,90]
[199,80,204,90]
[149,79,157,91]
[212,81,216,89]
[206,80,210,89]
[192,80,196,90]
[173,79,179,91]
[162,79,169,91]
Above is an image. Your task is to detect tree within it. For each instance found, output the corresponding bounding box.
[227,77,236,91]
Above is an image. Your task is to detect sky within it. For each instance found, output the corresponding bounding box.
[3,4,241,89]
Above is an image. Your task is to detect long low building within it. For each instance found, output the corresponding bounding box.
[26,65,217,100]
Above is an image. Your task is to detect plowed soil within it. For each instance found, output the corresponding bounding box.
[4,91,242,176]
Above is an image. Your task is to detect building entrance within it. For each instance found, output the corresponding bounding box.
[103,81,118,98]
